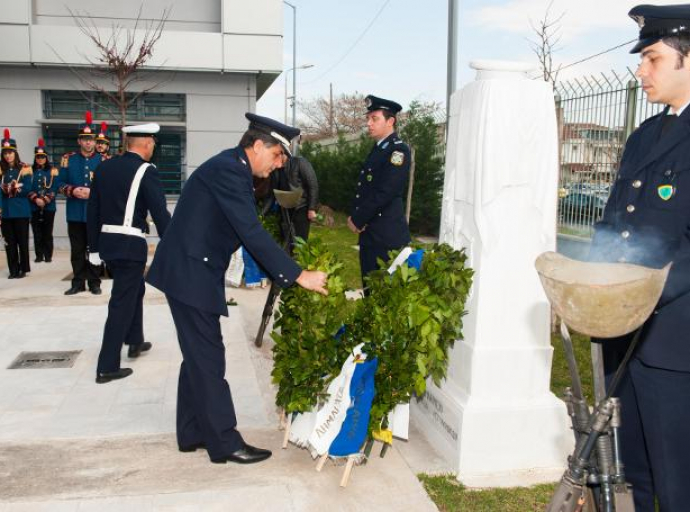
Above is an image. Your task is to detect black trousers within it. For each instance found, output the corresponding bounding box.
[166,295,244,459]
[359,244,396,289]
[291,206,311,241]
[67,221,100,288]
[96,260,145,373]
[1,217,30,275]
[31,209,55,260]
[605,348,690,512]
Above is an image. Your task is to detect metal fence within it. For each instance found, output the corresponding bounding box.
[555,70,664,237]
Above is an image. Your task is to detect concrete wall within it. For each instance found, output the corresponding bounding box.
[0,0,283,73]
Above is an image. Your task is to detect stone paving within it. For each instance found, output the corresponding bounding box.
[0,251,440,511]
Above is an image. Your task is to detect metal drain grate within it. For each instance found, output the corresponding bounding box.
[8,351,81,369]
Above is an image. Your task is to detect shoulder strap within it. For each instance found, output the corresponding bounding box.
[122,163,151,228]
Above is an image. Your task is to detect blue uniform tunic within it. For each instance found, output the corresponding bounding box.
[58,151,106,222]
[1,166,33,218]
[29,166,58,213]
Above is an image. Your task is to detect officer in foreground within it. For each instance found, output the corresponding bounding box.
[590,5,690,510]
[146,113,327,465]
[87,123,171,384]
[347,95,411,286]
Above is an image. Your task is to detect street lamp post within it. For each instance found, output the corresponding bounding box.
[284,1,297,125]
[284,64,314,125]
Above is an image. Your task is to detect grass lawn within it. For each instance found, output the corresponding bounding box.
[419,475,556,512]
[310,213,598,509]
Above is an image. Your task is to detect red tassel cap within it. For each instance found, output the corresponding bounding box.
[85,111,93,125]
[3,128,9,140]
[38,137,45,147]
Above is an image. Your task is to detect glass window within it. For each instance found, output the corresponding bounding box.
[42,124,185,195]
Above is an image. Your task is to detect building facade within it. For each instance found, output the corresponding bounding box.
[0,0,283,245]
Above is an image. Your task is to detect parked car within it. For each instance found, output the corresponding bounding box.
[559,192,607,224]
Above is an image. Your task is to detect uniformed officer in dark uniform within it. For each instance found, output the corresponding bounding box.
[87,123,171,384]
[58,111,107,295]
[348,95,411,285]
[146,113,328,464]
[589,5,690,511]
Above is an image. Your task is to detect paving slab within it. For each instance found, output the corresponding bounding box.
[0,251,439,511]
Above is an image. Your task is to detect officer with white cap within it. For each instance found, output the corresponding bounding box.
[87,122,171,384]
[146,113,328,465]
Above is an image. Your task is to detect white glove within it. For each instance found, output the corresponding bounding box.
[88,252,102,266]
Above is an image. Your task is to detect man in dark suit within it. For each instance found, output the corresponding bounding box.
[146,113,327,465]
[347,95,411,286]
[87,123,171,384]
[589,5,690,510]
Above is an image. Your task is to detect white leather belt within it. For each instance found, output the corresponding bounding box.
[102,224,146,238]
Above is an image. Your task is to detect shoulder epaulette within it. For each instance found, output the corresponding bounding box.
[19,164,33,177]
[60,152,75,168]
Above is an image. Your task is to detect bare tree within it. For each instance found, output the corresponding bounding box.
[528,0,565,86]
[53,5,172,131]
[298,91,368,138]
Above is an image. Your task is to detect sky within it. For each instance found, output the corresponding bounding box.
[257,0,689,123]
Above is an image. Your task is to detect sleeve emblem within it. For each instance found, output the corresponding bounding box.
[390,151,405,167]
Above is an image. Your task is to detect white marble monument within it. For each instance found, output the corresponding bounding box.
[411,60,572,487]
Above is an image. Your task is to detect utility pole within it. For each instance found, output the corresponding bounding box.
[447,0,459,132]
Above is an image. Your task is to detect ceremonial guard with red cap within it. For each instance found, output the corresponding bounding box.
[347,95,411,286]
[95,122,111,158]
[589,5,690,510]
[146,113,328,465]
[87,123,171,384]
[0,129,33,278]
[58,111,107,295]
[27,138,58,263]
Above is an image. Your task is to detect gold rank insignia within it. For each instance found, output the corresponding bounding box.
[390,151,405,166]
[61,154,69,168]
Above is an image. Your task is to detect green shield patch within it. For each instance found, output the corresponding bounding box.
[658,184,675,201]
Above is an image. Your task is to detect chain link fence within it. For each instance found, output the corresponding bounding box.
[555,70,664,238]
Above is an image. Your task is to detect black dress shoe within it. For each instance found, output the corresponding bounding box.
[96,368,133,384]
[65,285,86,295]
[8,273,16,279]
[211,443,272,464]
[34,256,43,263]
[44,257,52,263]
[179,442,206,453]
[127,341,152,358]
[89,285,102,295]
[15,271,26,279]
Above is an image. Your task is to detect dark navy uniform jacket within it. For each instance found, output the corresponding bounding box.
[146,146,302,317]
[58,152,107,223]
[29,166,58,213]
[1,166,33,218]
[350,132,411,249]
[590,107,690,371]
[87,151,171,262]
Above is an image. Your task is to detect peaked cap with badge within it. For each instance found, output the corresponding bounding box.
[245,113,300,155]
[589,5,690,510]
[629,3,690,53]
[1,128,17,151]
[364,95,403,115]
